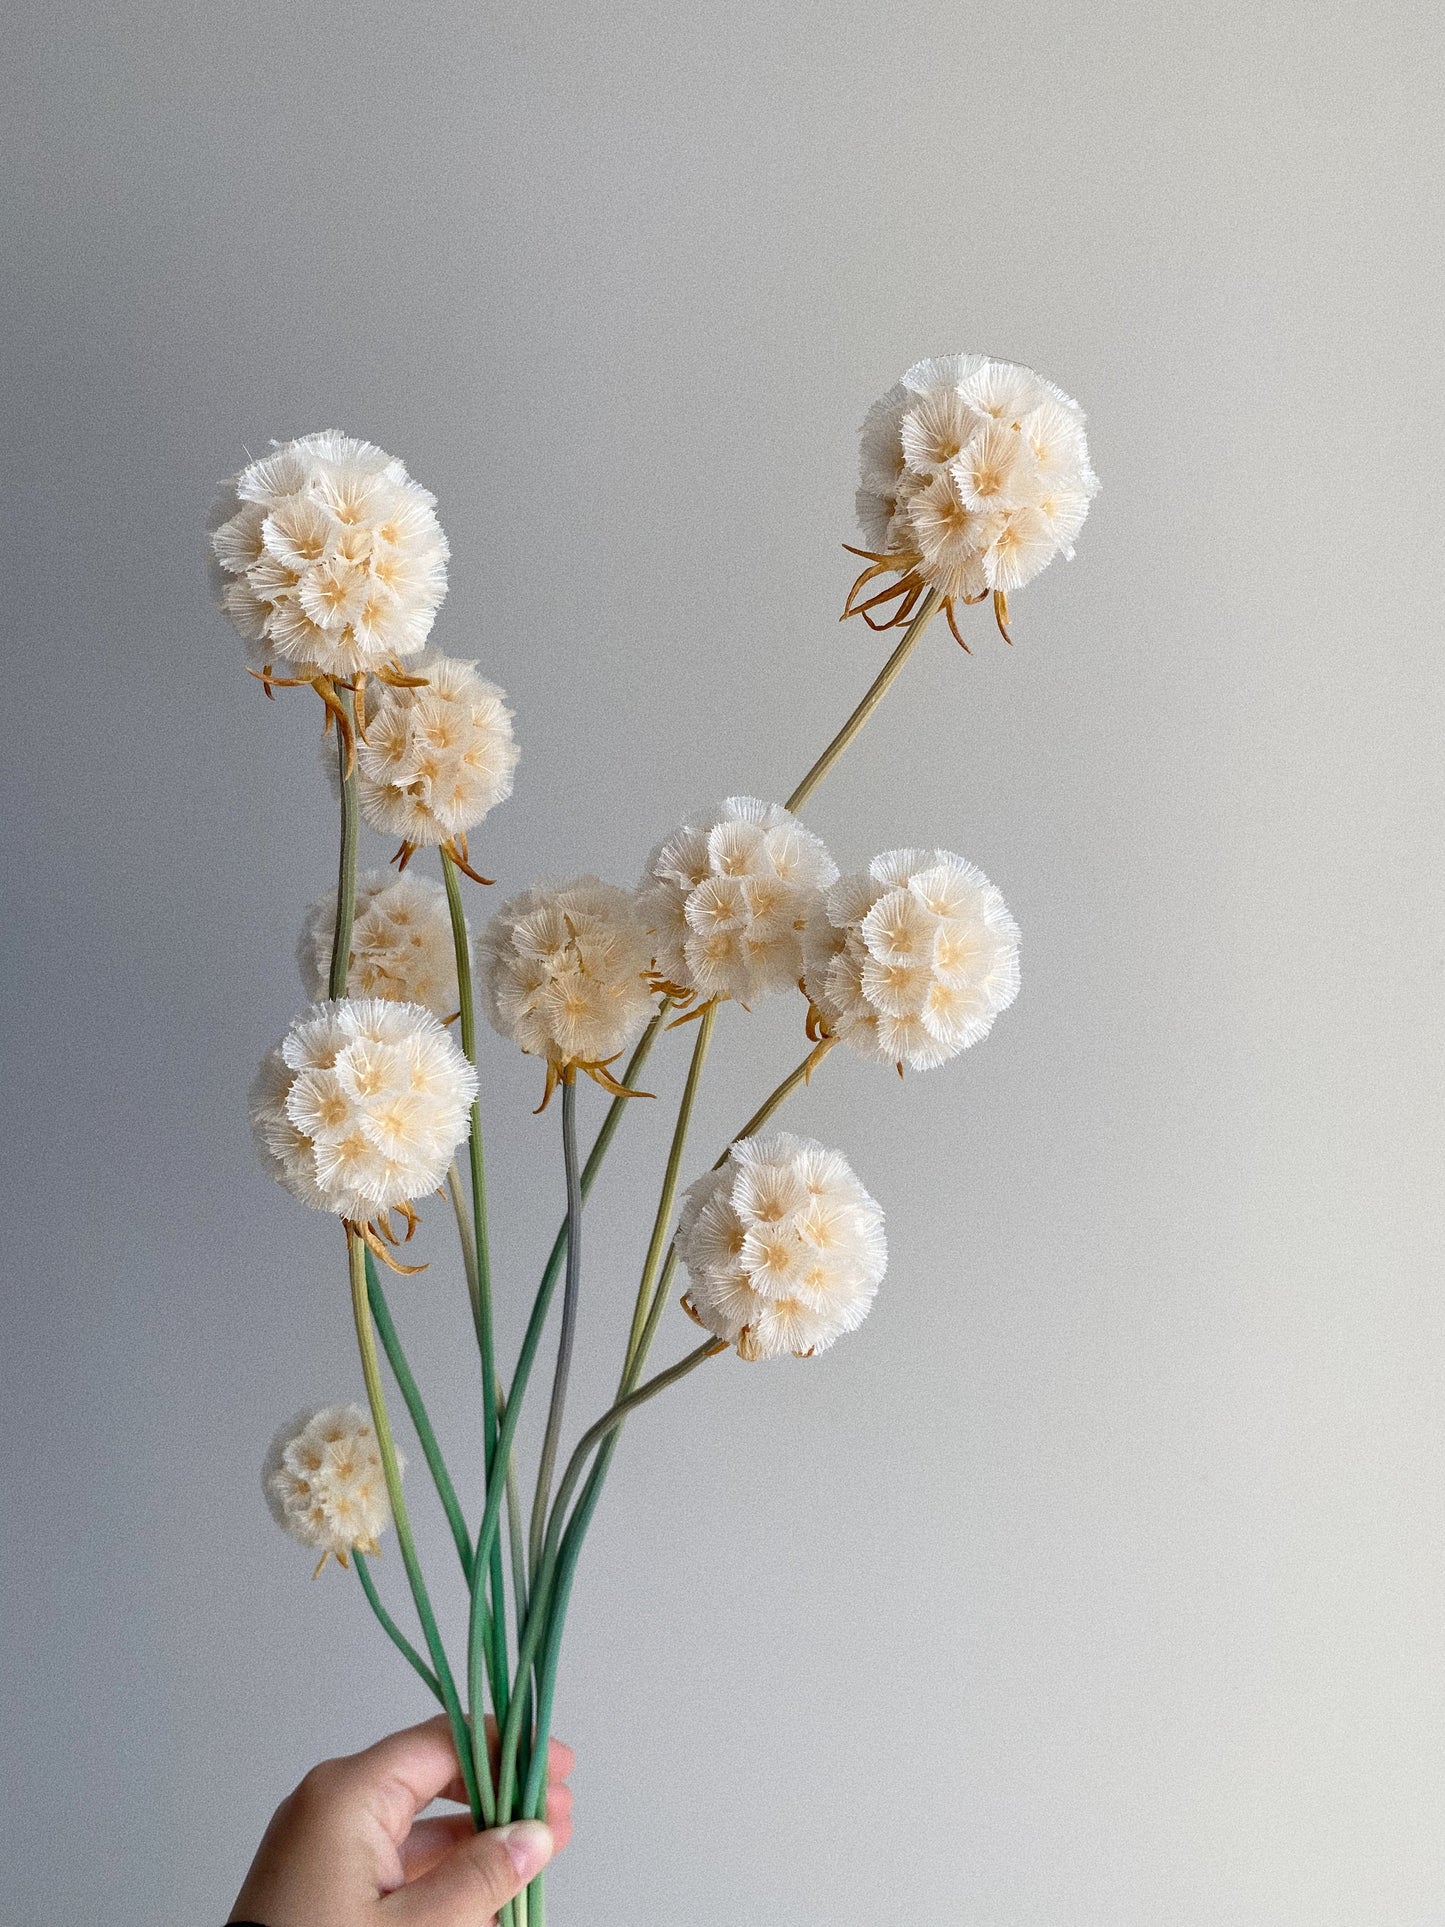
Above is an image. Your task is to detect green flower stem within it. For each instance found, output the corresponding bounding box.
[784,588,941,814]
[364,1249,474,1580]
[446,1162,484,1353]
[504,1428,528,1633]
[631,1246,680,1385]
[327,697,360,999]
[353,1552,442,1702]
[495,1339,724,1824]
[348,1230,487,1825]
[512,1033,834,1849]
[438,847,499,1452]
[519,1003,712,1799]
[528,1077,585,1582]
[723,1036,837,1158]
[463,1008,669,1769]
[619,999,719,1392]
[446,1162,528,1643]
[439,848,511,1778]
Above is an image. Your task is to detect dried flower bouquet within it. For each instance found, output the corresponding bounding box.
[214,355,1097,1924]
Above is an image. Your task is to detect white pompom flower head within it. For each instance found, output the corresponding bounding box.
[637,797,839,1022]
[210,431,449,774]
[478,877,658,1112]
[299,871,462,1020]
[850,356,1098,650]
[263,1403,398,1577]
[675,1132,887,1361]
[355,653,520,883]
[250,997,478,1272]
[803,847,1020,1074]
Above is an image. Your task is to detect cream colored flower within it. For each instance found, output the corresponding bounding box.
[211,431,448,680]
[675,1133,886,1360]
[478,878,655,1097]
[356,655,519,856]
[263,1403,396,1570]
[637,798,838,1007]
[803,848,1020,1071]
[849,357,1098,644]
[250,998,476,1225]
[300,872,461,1018]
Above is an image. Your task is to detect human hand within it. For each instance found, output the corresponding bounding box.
[228,1714,574,1927]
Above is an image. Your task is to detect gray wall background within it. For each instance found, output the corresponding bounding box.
[3,2,1443,1922]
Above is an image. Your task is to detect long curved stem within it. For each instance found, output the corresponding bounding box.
[464,1010,669,1826]
[510,1034,835,1841]
[440,848,511,1779]
[365,1249,474,1579]
[719,1036,836,1160]
[327,698,359,999]
[446,1162,483,1351]
[439,848,498,1456]
[348,1231,486,1825]
[466,1010,668,1596]
[521,1347,726,1835]
[353,1552,442,1702]
[513,1004,715,1819]
[529,1076,584,1580]
[447,1165,529,1622]
[784,589,941,814]
[620,999,718,1389]
[495,1340,723,1824]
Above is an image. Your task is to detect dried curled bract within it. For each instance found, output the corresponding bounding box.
[675,1133,887,1360]
[803,848,1020,1071]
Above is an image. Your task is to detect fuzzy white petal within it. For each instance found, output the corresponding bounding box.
[983,506,1059,591]
[951,423,1039,513]
[214,433,450,669]
[899,389,986,475]
[300,872,462,1017]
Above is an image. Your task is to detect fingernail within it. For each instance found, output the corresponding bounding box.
[498,1819,554,1881]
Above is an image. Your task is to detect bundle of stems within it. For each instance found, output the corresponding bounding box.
[337,591,941,1927]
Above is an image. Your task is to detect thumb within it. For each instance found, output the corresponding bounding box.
[388,1818,554,1924]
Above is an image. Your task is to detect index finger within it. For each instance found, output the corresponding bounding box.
[333,1715,472,1844]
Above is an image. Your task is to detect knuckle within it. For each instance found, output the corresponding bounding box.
[287,1757,346,1820]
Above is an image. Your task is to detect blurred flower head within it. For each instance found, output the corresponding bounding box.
[263,1403,395,1571]
[300,871,461,1019]
[478,878,656,1104]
